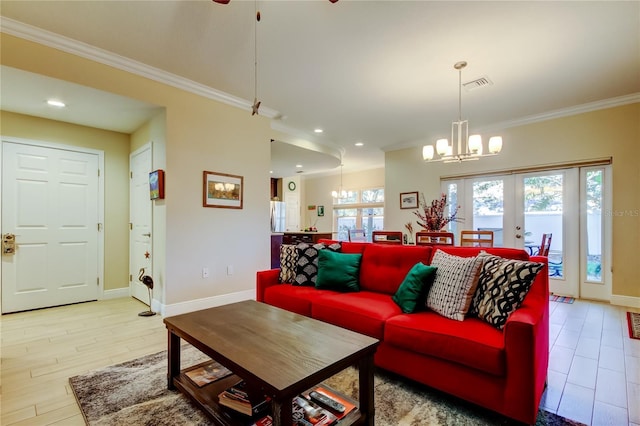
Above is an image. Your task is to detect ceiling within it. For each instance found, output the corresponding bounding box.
[1,1,639,177]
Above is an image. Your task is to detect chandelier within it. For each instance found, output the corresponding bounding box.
[331,161,347,199]
[423,61,503,163]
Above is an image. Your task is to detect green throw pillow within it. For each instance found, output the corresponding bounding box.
[315,250,362,292]
[392,263,438,313]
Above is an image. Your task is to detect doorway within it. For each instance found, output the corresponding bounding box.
[1,139,103,313]
[129,144,153,305]
[443,164,611,301]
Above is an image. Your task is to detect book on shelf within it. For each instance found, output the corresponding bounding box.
[306,386,356,420]
[218,380,271,417]
[251,415,273,426]
[184,360,232,387]
[292,396,338,426]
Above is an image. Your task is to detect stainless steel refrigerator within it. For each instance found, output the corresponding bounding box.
[270,201,286,232]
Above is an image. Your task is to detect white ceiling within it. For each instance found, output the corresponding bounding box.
[1,1,639,177]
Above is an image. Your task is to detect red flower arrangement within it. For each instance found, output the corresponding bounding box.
[414,193,462,231]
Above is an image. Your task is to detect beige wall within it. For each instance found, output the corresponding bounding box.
[303,168,385,236]
[385,103,640,301]
[0,110,130,291]
[1,34,273,308]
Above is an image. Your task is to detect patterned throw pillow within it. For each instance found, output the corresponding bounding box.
[426,250,483,321]
[470,254,544,330]
[294,242,341,286]
[278,244,298,283]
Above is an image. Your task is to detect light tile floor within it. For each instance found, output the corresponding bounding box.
[541,299,640,426]
[1,297,639,425]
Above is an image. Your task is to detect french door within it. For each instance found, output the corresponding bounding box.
[443,165,611,300]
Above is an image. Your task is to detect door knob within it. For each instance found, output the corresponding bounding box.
[516,226,522,231]
[516,234,522,239]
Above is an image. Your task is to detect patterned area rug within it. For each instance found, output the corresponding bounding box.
[69,345,585,426]
[550,294,575,304]
[628,312,640,340]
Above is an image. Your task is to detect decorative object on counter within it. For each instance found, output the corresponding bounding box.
[149,169,165,200]
[137,268,156,317]
[414,193,461,231]
[404,222,414,244]
[203,171,243,209]
[400,191,419,209]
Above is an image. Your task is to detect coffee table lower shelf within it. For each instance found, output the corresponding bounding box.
[173,370,364,426]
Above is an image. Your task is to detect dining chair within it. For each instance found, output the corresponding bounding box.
[460,230,494,247]
[348,229,367,242]
[415,231,455,246]
[371,231,403,244]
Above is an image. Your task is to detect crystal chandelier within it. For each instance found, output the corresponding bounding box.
[423,61,503,163]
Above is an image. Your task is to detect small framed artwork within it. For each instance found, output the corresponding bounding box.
[317,205,325,216]
[400,191,419,209]
[149,169,165,200]
[203,171,243,209]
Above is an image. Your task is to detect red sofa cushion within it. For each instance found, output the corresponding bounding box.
[312,291,402,339]
[263,284,337,317]
[384,311,506,376]
[359,244,432,294]
[429,247,529,262]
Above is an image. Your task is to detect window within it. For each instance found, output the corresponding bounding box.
[333,188,384,241]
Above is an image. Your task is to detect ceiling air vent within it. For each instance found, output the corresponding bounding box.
[463,76,493,91]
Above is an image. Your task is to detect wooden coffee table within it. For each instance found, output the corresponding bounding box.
[164,300,379,425]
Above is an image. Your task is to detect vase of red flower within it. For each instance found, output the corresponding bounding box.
[413,193,461,231]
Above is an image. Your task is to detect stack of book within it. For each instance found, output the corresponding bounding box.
[218,380,271,417]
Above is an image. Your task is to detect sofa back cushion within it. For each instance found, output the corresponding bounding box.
[359,244,432,294]
[429,247,529,262]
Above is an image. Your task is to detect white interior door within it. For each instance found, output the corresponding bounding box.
[1,141,100,313]
[129,144,153,305]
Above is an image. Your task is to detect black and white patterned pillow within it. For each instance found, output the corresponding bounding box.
[293,242,341,286]
[470,254,544,330]
[426,250,483,321]
[278,244,298,283]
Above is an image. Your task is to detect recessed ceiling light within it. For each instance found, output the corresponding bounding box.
[314,128,323,133]
[355,142,364,147]
[296,164,303,168]
[46,99,66,108]
[269,170,273,174]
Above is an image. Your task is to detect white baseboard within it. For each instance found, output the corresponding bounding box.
[161,290,255,317]
[610,294,640,309]
[102,287,130,300]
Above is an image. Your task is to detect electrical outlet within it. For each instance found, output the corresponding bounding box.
[226,265,234,276]
[202,267,209,278]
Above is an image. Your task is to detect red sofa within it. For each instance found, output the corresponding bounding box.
[256,242,549,424]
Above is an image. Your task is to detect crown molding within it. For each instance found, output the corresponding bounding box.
[492,93,640,131]
[381,93,640,152]
[1,17,280,119]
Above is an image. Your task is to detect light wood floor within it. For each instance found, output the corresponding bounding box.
[1,297,639,425]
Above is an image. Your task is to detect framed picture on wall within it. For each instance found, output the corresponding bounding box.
[203,171,243,209]
[400,191,419,209]
[149,169,165,200]
[317,205,325,216]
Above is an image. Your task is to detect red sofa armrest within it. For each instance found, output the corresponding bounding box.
[501,258,549,424]
[256,269,280,302]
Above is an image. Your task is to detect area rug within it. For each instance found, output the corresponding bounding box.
[69,345,585,426]
[628,312,640,340]
[550,294,575,304]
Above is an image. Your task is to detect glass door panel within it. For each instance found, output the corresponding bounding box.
[522,173,564,278]
[471,179,505,247]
